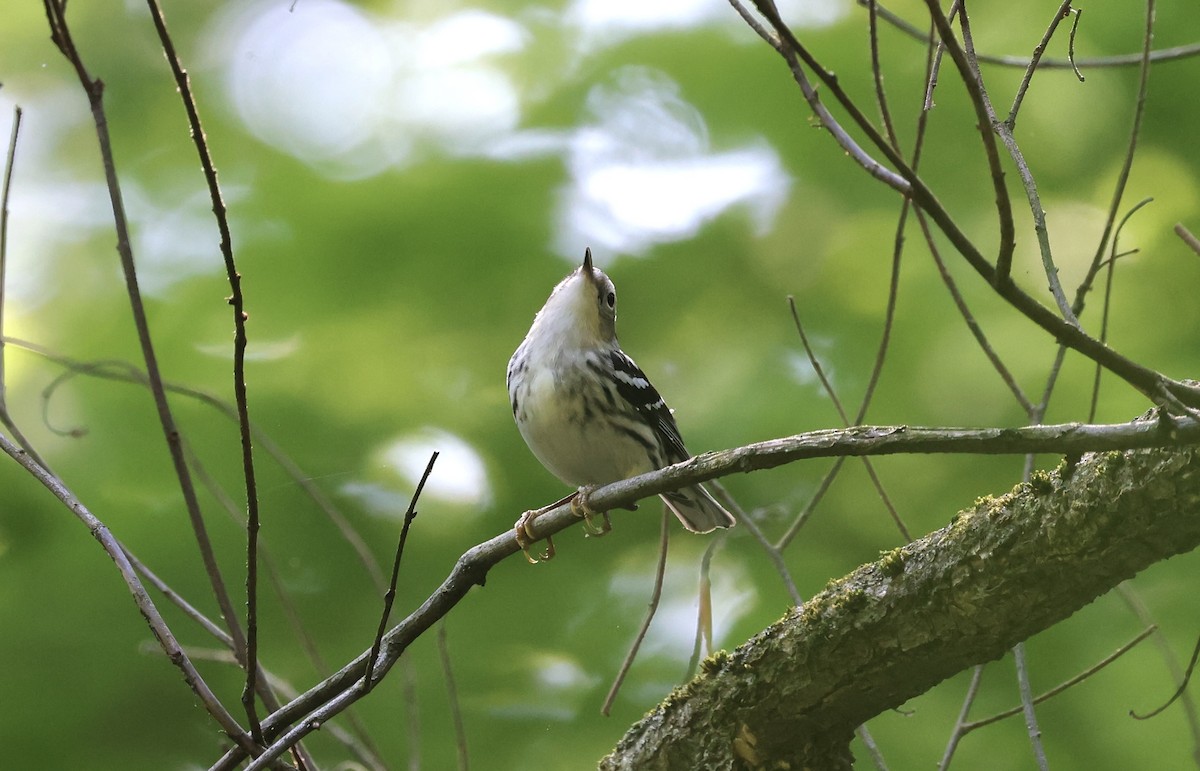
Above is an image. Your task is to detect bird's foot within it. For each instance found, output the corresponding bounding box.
[515,508,556,564]
[572,486,612,538]
[514,491,578,563]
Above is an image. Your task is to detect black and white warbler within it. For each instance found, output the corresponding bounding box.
[507,248,735,561]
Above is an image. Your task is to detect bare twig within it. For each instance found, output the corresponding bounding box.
[775,455,846,551]
[1088,200,1153,422]
[603,510,671,716]
[1132,635,1200,721]
[187,445,385,770]
[141,0,267,735]
[16,339,388,590]
[925,0,1017,285]
[856,723,890,770]
[862,0,1200,70]
[0,105,45,467]
[732,0,1200,411]
[961,626,1157,731]
[938,665,986,770]
[1174,224,1200,257]
[367,451,439,686]
[0,105,19,402]
[957,1,1074,318]
[907,19,1035,416]
[438,621,470,771]
[1006,0,1076,129]
[1117,585,1200,751]
[713,483,801,605]
[1076,0,1157,320]
[1012,642,1050,770]
[686,535,724,680]
[41,0,252,716]
[1067,9,1086,81]
[788,300,910,541]
[733,0,910,192]
[0,431,259,755]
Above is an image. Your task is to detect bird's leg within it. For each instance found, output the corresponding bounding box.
[514,491,577,563]
[572,486,612,537]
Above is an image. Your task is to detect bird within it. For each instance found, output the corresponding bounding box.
[506,247,735,561]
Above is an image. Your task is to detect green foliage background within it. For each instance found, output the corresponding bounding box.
[1,1,1199,768]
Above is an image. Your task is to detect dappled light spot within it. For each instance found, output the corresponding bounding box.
[565,0,845,48]
[553,67,791,259]
[206,1,524,177]
[195,335,302,361]
[485,651,600,721]
[607,546,756,654]
[376,427,492,511]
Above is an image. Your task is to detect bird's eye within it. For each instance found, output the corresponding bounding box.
[606,291,616,309]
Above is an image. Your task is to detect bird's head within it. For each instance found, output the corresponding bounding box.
[531,247,618,348]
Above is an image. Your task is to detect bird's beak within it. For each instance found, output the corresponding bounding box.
[582,247,594,278]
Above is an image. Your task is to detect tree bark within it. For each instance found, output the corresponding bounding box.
[600,441,1200,769]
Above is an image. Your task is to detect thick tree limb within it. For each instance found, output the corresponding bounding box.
[599,442,1200,769]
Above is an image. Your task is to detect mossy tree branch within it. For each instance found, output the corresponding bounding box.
[600,442,1200,769]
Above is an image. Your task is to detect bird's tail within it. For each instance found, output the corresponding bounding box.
[660,485,737,533]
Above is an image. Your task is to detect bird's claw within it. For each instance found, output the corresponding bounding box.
[572,487,612,538]
[515,509,556,563]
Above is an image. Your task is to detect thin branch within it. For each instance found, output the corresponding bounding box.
[1006,0,1076,129]
[862,0,1200,70]
[1175,223,1200,257]
[925,0,1017,285]
[1088,200,1152,422]
[602,510,671,716]
[1012,642,1050,770]
[732,0,1200,411]
[41,0,252,707]
[187,445,382,770]
[906,18,1035,415]
[921,219,1034,414]
[1076,0,1157,320]
[686,535,725,679]
[774,455,846,551]
[12,338,388,590]
[957,2,1073,316]
[0,105,19,405]
[856,723,890,771]
[141,0,266,736]
[0,431,259,756]
[1132,635,1200,721]
[438,621,470,771]
[938,665,986,770]
[713,483,801,606]
[1066,9,1086,81]
[866,0,901,148]
[1034,0,1160,421]
[0,105,46,468]
[733,0,910,193]
[367,451,439,687]
[1117,585,1200,754]
[961,625,1157,731]
[789,299,910,540]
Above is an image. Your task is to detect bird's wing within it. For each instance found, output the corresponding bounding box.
[608,349,689,463]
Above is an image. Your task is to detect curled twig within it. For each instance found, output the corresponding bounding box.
[1131,633,1200,720]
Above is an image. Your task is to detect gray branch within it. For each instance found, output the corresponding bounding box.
[221,415,1200,766]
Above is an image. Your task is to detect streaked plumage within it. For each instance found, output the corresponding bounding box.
[507,248,735,534]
